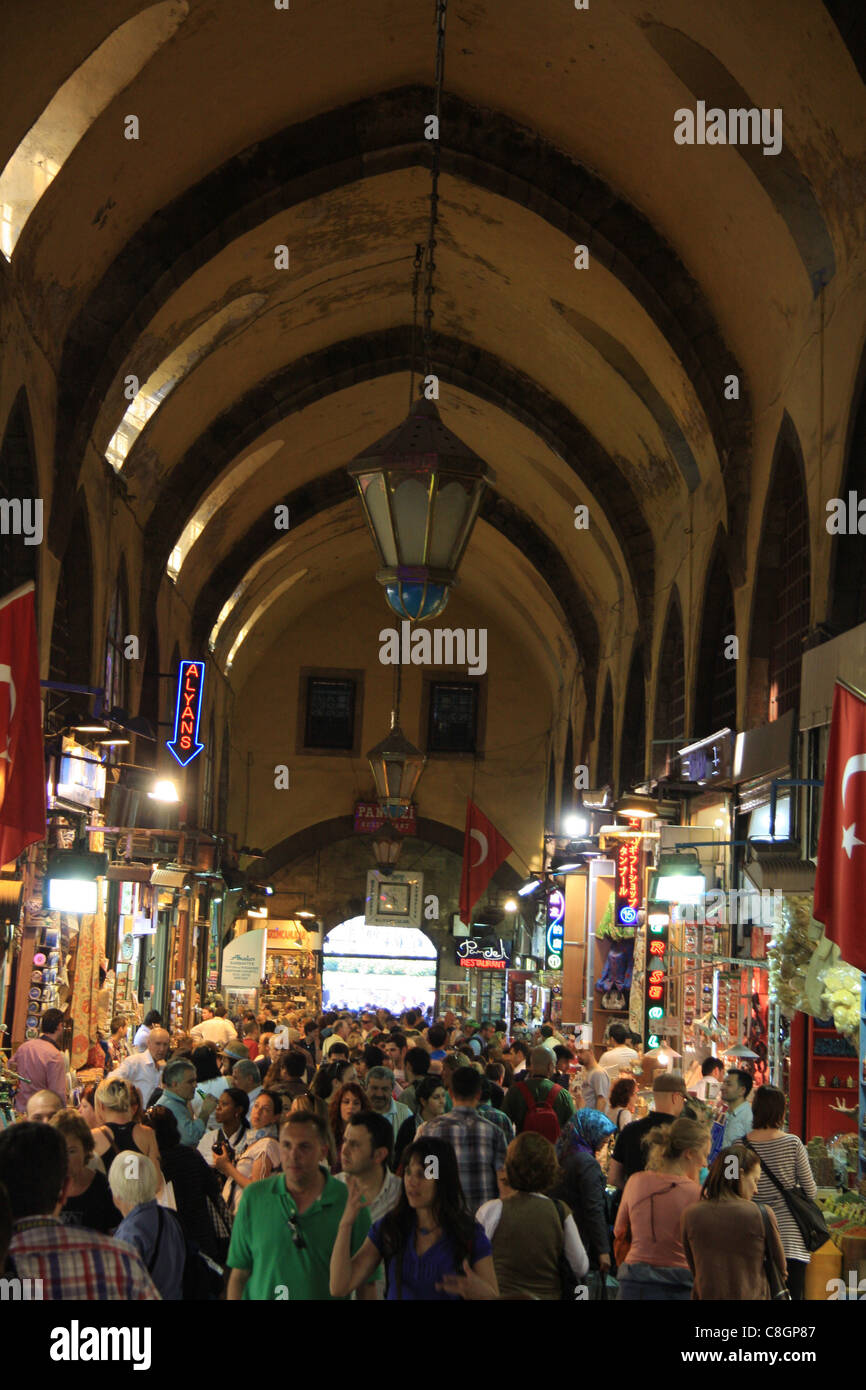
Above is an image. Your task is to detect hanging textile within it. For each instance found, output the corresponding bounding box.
[69,909,106,1070]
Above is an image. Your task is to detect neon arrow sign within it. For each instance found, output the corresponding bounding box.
[167,660,205,766]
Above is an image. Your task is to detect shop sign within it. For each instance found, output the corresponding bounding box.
[678,729,732,785]
[644,911,669,1048]
[221,927,267,989]
[354,801,416,834]
[615,834,641,929]
[456,938,510,970]
[267,918,309,950]
[545,888,565,970]
[55,738,107,809]
[168,660,205,766]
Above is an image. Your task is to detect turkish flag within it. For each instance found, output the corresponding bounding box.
[0,584,46,867]
[813,681,866,974]
[459,799,513,925]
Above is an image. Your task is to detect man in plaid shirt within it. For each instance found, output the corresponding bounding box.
[0,1124,159,1299]
[416,1065,506,1213]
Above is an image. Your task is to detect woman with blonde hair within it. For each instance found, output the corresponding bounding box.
[91,1078,162,1178]
[614,1115,709,1300]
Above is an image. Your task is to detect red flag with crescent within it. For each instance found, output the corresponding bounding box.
[459,799,513,925]
[0,583,46,867]
[814,681,866,974]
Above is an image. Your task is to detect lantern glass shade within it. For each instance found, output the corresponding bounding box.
[366,725,426,811]
[348,399,494,621]
[371,824,403,875]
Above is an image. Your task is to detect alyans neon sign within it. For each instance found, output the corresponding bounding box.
[168,660,205,766]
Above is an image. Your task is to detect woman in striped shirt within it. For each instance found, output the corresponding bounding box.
[745,1085,817,1301]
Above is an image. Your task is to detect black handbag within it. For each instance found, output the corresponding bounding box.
[756,1202,792,1300]
[746,1141,830,1253]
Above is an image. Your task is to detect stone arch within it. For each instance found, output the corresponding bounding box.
[746,413,811,727]
[620,643,647,791]
[829,333,866,634]
[46,489,94,733]
[653,588,686,781]
[595,674,614,790]
[0,387,40,598]
[694,537,738,737]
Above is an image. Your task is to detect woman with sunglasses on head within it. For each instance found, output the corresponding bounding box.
[330,1137,498,1301]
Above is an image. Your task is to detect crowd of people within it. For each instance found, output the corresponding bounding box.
[0,1003,817,1301]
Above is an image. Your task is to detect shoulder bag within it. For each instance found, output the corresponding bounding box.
[756,1202,792,1300]
[745,1140,829,1253]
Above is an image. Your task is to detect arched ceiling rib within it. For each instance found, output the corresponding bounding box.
[44,86,752,559]
[131,327,649,630]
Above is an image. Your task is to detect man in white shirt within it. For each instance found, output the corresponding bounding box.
[191,1002,237,1049]
[335,1111,401,1298]
[132,1010,162,1052]
[322,1018,351,1057]
[721,1068,754,1146]
[108,1027,170,1107]
[694,1056,724,1103]
[597,1023,640,1081]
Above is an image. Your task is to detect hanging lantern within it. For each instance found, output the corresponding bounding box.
[370,822,403,876]
[366,724,426,817]
[348,399,494,621]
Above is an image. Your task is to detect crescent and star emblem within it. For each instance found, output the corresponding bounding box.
[469,828,489,867]
[840,753,866,859]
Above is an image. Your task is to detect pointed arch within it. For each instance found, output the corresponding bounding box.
[829,336,866,634]
[595,675,614,790]
[694,539,737,736]
[653,589,686,780]
[747,414,811,726]
[560,722,575,827]
[0,388,40,597]
[620,644,647,791]
[46,490,94,734]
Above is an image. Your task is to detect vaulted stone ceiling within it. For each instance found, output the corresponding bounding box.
[3,0,865,718]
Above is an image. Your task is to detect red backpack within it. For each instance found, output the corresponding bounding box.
[516,1080,563,1143]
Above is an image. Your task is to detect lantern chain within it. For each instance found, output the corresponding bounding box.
[422,0,448,388]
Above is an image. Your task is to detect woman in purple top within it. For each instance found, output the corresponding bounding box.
[330,1138,497,1301]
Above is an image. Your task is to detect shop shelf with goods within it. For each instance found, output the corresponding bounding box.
[789,1013,859,1142]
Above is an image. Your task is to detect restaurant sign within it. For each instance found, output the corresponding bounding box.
[354,801,417,834]
[456,938,511,970]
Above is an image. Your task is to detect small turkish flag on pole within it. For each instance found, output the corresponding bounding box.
[459,799,513,925]
[0,583,46,868]
[814,680,866,975]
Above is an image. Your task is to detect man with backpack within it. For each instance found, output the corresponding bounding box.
[502,1047,575,1140]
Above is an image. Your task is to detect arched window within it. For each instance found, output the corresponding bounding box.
[596,676,614,789]
[0,390,39,597]
[620,646,646,790]
[0,3,189,259]
[653,592,685,779]
[695,546,737,735]
[748,418,810,725]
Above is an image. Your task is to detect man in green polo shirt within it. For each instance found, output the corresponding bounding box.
[226,1110,377,1300]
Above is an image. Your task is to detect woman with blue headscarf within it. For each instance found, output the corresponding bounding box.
[549,1109,617,1273]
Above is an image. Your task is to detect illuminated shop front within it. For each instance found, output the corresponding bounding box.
[323,918,437,1015]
